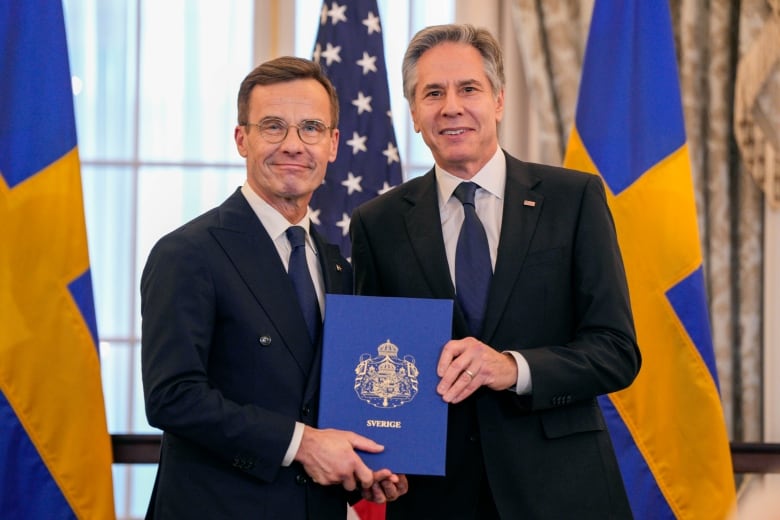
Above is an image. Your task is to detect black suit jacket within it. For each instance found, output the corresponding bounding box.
[141,188,353,519]
[350,152,641,519]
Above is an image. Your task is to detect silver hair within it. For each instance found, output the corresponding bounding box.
[401,24,505,106]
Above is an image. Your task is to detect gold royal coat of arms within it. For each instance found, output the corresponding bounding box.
[354,339,419,409]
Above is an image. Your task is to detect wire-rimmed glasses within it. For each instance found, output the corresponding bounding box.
[242,117,332,145]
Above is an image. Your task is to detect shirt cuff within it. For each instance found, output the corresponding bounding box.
[282,421,305,467]
[503,350,532,395]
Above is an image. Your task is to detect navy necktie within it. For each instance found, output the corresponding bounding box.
[286,226,321,342]
[453,182,492,336]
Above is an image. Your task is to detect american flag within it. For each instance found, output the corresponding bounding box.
[310,0,403,259]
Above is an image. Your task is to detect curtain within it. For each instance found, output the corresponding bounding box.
[507,0,772,445]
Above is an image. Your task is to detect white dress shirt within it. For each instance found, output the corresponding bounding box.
[434,148,532,395]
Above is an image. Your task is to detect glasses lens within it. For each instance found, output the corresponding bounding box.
[258,119,287,143]
[298,120,328,144]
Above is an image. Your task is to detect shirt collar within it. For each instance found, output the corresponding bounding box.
[435,147,506,206]
[240,183,316,248]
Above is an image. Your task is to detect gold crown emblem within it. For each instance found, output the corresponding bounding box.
[377,339,399,357]
[353,339,419,409]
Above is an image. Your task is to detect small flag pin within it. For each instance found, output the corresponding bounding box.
[523,200,536,207]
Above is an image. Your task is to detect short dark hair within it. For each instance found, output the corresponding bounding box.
[237,56,339,128]
[402,24,505,106]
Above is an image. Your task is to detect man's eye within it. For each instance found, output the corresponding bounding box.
[262,120,285,132]
[302,122,324,133]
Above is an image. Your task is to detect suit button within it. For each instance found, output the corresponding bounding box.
[302,405,311,417]
[258,335,272,346]
[295,474,309,485]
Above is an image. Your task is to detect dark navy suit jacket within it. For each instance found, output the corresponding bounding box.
[141,188,352,519]
[350,152,641,519]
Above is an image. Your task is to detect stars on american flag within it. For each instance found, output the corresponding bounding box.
[310,0,403,257]
[383,142,400,164]
[352,92,373,114]
[356,52,378,74]
[346,132,368,154]
[378,181,394,195]
[335,213,351,237]
[310,208,321,226]
[341,172,363,194]
[323,2,347,25]
[314,42,342,65]
[362,11,381,34]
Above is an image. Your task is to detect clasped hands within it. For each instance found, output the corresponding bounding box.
[294,338,513,503]
[295,426,408,503]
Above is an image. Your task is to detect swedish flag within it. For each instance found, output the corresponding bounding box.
[564,2,736,518]
[1,1,115,517]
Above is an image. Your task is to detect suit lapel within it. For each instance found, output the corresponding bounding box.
[482,157,543,342]
[210,190,316,375]
[302,230,350,401]
[313,231,349,295]
[404,170,458,300]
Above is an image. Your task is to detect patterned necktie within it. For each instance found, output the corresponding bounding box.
[453,182,493,336]
[286,226,321,342]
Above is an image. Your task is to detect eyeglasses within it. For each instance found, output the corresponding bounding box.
[243,117,332,145]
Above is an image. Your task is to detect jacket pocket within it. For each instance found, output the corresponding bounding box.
[540,399,606,439]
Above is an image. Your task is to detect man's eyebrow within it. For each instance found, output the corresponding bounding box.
[457,78,483,87]
[420,81,444,91]
[420,78,482,91]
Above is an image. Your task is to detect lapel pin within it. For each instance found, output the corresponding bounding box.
[523,200,536,207]
[336,264,343,272]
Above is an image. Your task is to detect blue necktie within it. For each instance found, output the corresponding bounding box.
[453,182,492,336]
[286,226,321,342]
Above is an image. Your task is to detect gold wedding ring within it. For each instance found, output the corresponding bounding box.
[464,369,475,379]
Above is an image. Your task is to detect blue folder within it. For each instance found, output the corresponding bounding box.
[318,294,452,476]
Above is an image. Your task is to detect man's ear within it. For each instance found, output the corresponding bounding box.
[495,88,505,123]
[235,126,248,158]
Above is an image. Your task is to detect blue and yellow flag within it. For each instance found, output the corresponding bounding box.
[0,1,115,518]
[564,2,735,518]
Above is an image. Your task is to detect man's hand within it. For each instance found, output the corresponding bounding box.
[294,426,383,491]
[361,472,409,503]
[436,337,518,403]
